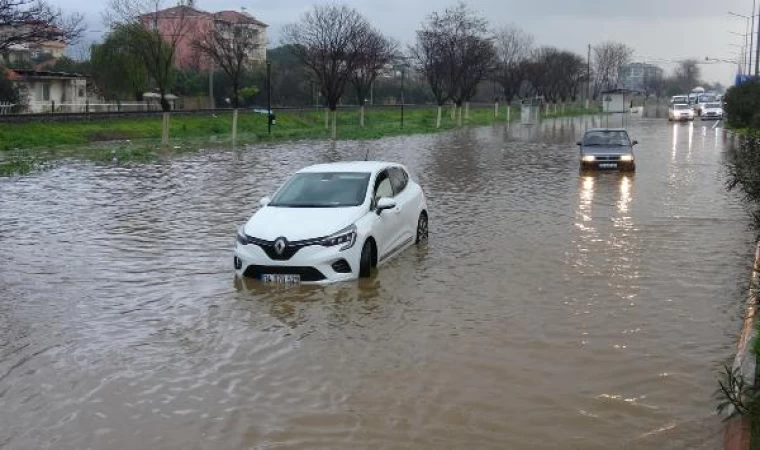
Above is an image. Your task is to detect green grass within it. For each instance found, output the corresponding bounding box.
[0,104,599,176]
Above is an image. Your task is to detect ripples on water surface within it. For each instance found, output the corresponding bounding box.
[0,116,753,449]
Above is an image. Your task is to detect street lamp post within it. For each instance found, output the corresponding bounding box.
[729,11,758,76]
[400,66,406,129]
[267,61,272,136]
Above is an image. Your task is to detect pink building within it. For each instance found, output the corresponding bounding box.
[139,5,267,70]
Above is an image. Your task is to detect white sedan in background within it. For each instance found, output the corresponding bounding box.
[668,104,694,121]
[234,162,428,284]
[701,102,724,120]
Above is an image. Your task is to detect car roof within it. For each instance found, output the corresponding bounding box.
[297,161,402,174]
[585,128,629,133]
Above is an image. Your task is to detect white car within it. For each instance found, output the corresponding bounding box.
[234,162,429,284]
[701,102,723,120]
[668,103,694,121]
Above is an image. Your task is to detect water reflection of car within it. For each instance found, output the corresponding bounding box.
[668,104,694,121]
[700,102,723,120]
[234,162,429,284]
[577,128,637,172]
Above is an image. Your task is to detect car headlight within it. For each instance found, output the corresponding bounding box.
[320,225,357,251]
[582,155,596,162]
[620,155,633,162]
[237,226,250,245]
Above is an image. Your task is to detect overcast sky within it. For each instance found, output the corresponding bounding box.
[62,0,757,85]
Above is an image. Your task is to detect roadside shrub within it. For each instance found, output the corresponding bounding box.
[724,81,760,129]
[726,134,760,225]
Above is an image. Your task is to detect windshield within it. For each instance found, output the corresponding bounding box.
[269,172,371,208]
[674,104,690,110]
[706,103,721,108]
[582,130,631,146]
[672,97,687,103]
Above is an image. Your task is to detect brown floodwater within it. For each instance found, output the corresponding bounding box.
[0,116,754,449]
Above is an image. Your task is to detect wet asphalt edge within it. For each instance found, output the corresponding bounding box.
[723,242,760,450]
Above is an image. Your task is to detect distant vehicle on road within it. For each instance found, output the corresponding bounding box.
[577,128,637,172]
[669,103,695,121]
[701,102,723,120]
[234,161,428,284]
[694,93,717,116]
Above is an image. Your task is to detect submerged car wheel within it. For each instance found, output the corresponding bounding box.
[416,212,429,244]
[359,240,373,278]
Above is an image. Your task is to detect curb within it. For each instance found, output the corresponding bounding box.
[724,243,760,450]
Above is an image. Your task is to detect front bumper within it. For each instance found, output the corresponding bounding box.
[581,161,635,171]
[234,240,362,284]
[672,115,694,121]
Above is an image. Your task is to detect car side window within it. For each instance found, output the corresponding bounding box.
[389,167,408,195]
[374,170,394,203]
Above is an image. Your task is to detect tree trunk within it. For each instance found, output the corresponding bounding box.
[161,112,170,147]
[457,106,463,127]
[494,101,499,118]
[325,108,329,130]
[436,105,442,129]
[232,108,238,147]
[465,102,470,121]
[160,93,171,112]
[331,109,337,140]
[360,105,365,128]
[507,104,511,122]
[451,104,456,120]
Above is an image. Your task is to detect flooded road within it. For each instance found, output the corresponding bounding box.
[0,116,753,449]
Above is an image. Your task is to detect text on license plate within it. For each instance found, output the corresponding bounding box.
[261,274,301,284]
[599,163,618,169]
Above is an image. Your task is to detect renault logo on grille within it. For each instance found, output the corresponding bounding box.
[274,237,287,256]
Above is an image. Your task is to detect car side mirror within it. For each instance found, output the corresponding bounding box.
[376,197,396,215]
[576,141,582,146]
[259,196,271,207]
[632,140,638,146]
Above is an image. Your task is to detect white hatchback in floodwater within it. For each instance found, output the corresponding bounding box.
[234,161,429,284]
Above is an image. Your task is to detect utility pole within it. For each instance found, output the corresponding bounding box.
[756,1,760,76]
[587,44,592,107]
[267,61,272,135]
[400,67,406,129]
[752,0,757,76]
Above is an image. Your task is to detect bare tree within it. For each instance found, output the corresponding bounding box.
[592,41,633,98]
[419,2,495,126]
[194,14,261,108]
[350,28,395,127]
[106,0,194,111]
[523,47,585,104]
[674,59,701,90]
[282,3,371,139]
[0,0,83,53]
[410,27,451,128]
[494,25,533,104]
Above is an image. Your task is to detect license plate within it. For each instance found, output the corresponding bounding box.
[599,163,618,169]
[261,274,300,284]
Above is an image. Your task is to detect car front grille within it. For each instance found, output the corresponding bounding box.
[243,235,324,261]
[243,265,326,282]
[595,155,621,162]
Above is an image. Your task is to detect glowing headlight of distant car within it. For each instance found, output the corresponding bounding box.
[321,224,357,250]
[582,155,596,162]
[620,155,634,162]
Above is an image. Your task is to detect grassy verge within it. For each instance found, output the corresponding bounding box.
[0,104,599,176]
